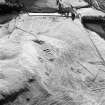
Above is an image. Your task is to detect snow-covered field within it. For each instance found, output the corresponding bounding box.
[0,0,105,105]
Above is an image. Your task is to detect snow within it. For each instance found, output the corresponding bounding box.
[0,0,105,105]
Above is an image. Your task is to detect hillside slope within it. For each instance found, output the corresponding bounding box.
[0,0,105,105]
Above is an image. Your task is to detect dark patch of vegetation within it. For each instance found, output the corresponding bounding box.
[0,87,29,105]
[81,16,105,25]
[0,3,23,15]
[81,16,105,40]
[0,3,24,24]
